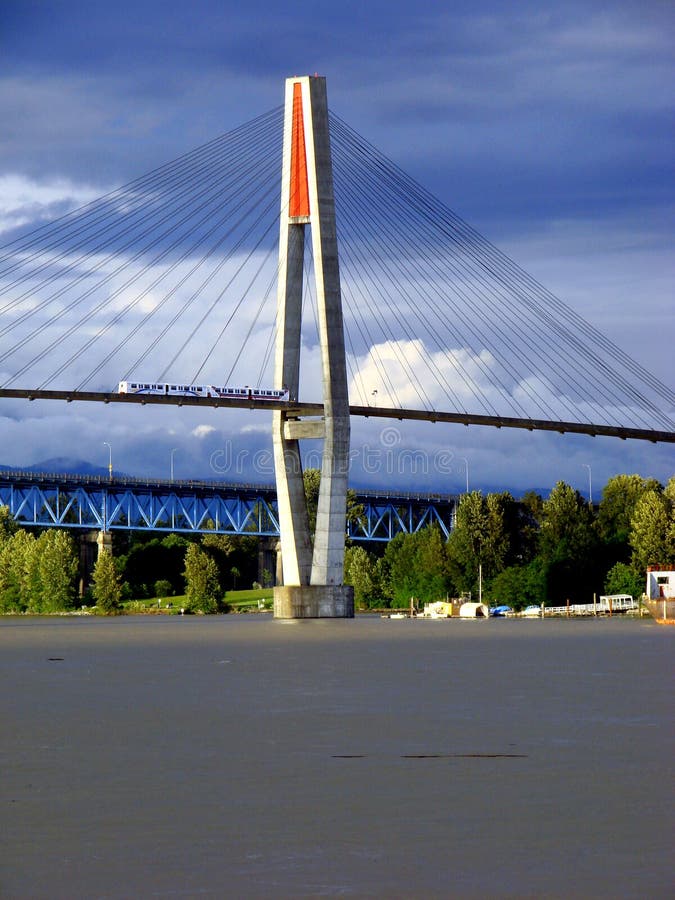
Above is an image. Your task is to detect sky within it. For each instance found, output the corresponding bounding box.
[0,0,673,496]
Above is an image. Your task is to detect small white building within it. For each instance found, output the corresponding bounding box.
[645,567,675,623]
[646,567,675,600]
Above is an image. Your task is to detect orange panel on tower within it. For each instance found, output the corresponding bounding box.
[289,82,310,218]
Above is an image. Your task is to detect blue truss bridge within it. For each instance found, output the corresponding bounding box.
[0,90,673,442]
[0,469,456,542]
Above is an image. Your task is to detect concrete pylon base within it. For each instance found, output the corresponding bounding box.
[273,585,354,619]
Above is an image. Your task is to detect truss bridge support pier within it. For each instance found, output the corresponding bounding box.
[272,76,353,619]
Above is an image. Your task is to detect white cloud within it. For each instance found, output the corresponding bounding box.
[192,424,216,438]
[0,174,103,235]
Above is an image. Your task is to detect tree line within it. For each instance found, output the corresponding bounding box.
[1,472,673,614]
[0,504,259,615]
[345,474,675,610]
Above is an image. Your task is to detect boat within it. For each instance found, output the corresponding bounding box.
[522,605,542,617]
[459,602,489,618]
[490,604,513,617]
[419,601,453,619]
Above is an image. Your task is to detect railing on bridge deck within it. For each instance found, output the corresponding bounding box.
[543,596,639,616]
[0,469,456,540]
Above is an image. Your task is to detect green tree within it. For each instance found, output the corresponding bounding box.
[446,491,488,592]
[184,543,221,613]
[665,477,675,555]
[201,533,258,591]
[383,531,420,606]
[486,566,522,608]
[487,560,545,610]
[596,474,661,547]
[0,530,40,612]
[517,491,543,563]
[201,532,236,554]
[664,476,675,506]
[303,468,322,536]
[92,550,123,615]
[230,565,241,589]
[32,530,78,613]
[302,468,364,540]
[539,481,596,560]
[0,508,20,612]
[0,536,21,612]
[446,491,515,593]
[384,525,452,607]
[121,535,188,598]
[604,562,644,600]
[0,505,18,542]
[344,545,378,608]
[484,492,515,573]
[630,489,674,573]
[154,579,173,597]
[538,481,599,604]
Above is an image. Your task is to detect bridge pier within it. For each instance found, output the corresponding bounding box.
[257,537,280,587]
[273,584,353,618]
[78,530,112,597]
[272,75,353,619]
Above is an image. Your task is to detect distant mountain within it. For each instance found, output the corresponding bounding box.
[0,457,117,478]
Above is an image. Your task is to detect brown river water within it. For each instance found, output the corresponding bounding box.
[1,614,672,899]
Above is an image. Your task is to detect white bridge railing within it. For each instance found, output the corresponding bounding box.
[544,595,638,617]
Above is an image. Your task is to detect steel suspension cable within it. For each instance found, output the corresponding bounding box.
[329,112,671,429]
[329,112,673,427]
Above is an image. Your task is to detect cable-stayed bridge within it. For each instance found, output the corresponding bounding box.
[0,99,672,441]
[0,74,672,616]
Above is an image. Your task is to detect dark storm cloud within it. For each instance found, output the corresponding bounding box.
[0,0,672,487]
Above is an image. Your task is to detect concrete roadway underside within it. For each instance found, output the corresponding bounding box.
[1,615,672,899]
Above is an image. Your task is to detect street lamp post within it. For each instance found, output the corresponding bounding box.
[460,457,469,493]
[170,448,178,482]
[582,463,592,506]
[103,442,112,481]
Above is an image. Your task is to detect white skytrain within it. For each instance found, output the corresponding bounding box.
[118,382,290,401]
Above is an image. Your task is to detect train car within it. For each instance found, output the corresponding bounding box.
[117,382,290,401]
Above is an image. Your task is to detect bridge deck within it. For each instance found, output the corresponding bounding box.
[0,389,673,443]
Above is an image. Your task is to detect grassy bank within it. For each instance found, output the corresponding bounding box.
[120,587,272,614]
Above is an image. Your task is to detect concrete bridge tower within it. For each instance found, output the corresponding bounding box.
[272,76,354,618]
